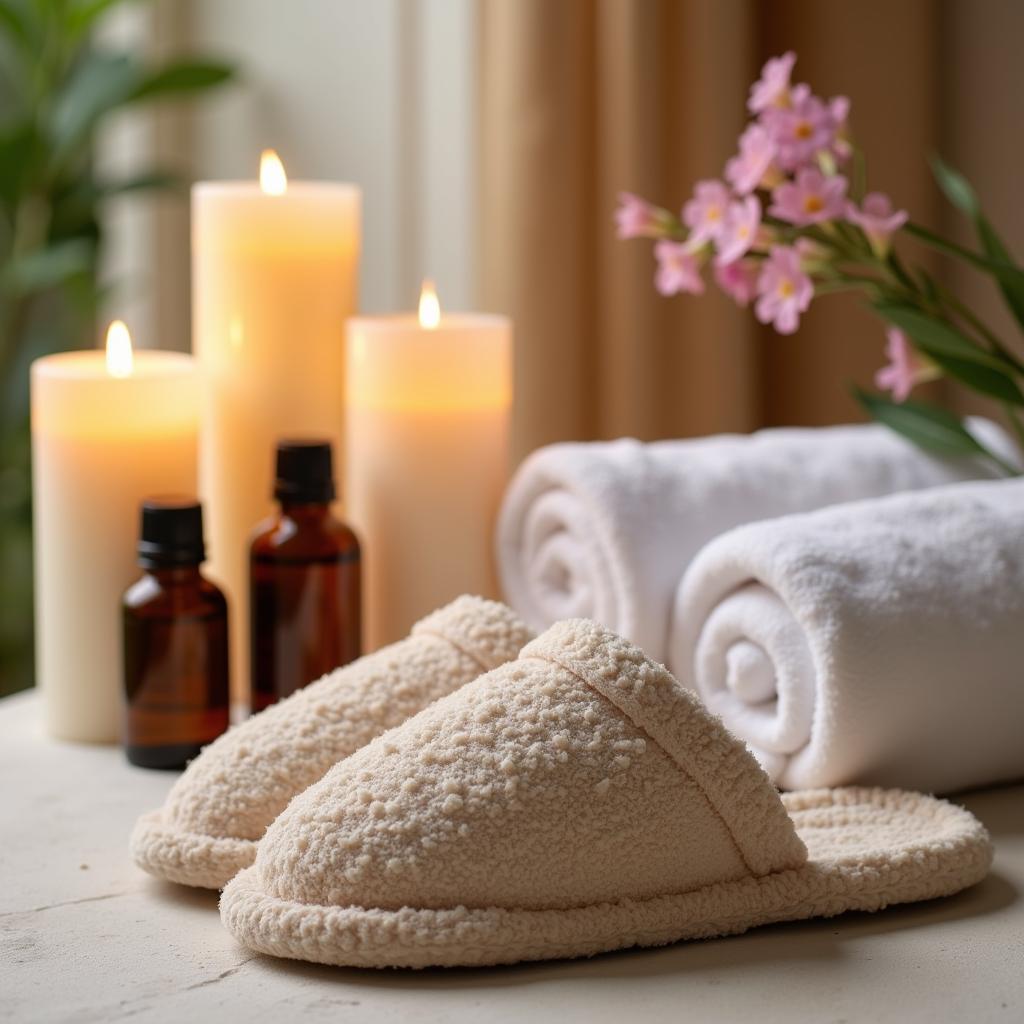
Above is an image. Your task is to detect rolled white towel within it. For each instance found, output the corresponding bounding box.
[670,477,1024,793]
[497,421,1017,661]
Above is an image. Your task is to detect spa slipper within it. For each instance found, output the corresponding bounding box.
[131,596,532,889]
[219,618,992,968]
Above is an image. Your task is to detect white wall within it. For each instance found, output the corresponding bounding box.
[102,0,477,351]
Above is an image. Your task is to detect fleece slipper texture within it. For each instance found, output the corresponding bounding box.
[131,596,532,889]
[220,619,992,968]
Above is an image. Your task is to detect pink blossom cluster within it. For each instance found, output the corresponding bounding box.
[617,53,915,398]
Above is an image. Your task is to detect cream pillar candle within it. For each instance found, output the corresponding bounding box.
[193,151,360,705]
[31,323,198,743]
[345,283,512,650]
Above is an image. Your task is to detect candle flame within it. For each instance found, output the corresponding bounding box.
[259,149,287,195]
[105,320,133,378]
[418,279,441,330]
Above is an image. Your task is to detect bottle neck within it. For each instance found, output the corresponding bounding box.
[278,500,332,522]
[142,563,203,585]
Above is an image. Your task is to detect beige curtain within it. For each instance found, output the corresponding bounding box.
[478,0,1024,463]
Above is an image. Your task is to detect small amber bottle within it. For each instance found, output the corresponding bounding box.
[122,498,230,769]
[250,440,361,711]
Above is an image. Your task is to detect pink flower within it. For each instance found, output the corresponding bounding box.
[714,259,760,307]
[654,240,705,296]
[725,124,779,195]
[755,245,814,334]
[682,180,732,245]
[763,85,849,171]
[829,96,852,161]
[874,327,935,401]
[846,192,908,254]
[748,52,797,113]
[715,196,762,266]
[769,167,848,226]
[615,191,665,239]
[829,95,850,125]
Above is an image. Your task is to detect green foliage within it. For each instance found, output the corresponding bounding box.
[0,0,235,696]
[872,300,1024,406]
[929,156,977,216]
[930,156,1024,334]
[872,301,1015,373]
[903,223,1024,312]
[858,159,1024,474]
[854,389,1016,475]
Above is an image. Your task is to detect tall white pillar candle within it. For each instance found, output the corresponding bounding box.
[31,324,198,742]
[345,284,512,650]
[193,151,360,705]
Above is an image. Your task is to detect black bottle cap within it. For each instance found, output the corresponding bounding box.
[274,439,336,504]
[137,497,206,568]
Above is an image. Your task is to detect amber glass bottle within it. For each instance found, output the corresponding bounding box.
[122,498,230,769]
[250,440,361,711]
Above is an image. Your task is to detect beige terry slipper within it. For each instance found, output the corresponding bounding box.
[220,619,992,969]
[131,596,532,890]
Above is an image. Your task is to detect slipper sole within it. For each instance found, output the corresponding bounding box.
[131,810,256,890]
[219,787,992,968]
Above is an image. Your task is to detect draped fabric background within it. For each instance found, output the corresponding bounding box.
[478,0,1024,463]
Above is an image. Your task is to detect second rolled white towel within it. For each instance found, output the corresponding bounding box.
[498,420,1016,661]
[670,477,1024,793]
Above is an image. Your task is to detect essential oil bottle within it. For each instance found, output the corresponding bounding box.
[122,498,230,769]
[250,440,361,711]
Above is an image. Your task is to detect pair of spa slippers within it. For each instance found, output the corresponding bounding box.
[132,595,992,970]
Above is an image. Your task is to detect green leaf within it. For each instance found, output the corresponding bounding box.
[0,1,32,48]
[928,157,1024,332]
[904,223,1024,288]
[0,120,36,204]
[93,169,184,198]
[2,238,95,294]
[49,53,234,166]
[66,0,143,41]
[976,214,1024,332]
[874,300,1013,372]
[47,169,181,239]
[855,388,993,459]
[915,267,940,305]
[50,53,234,164]
[930,155,978,216]
[903,221,1024,294]
[51,51,142,159]
[129,59,235,102]
[924,352,1024,406]
[885,250,916,292]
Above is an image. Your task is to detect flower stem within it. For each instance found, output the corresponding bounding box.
[933,283,1024,371]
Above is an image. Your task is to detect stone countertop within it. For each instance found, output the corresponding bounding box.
[2,689,1022,1024]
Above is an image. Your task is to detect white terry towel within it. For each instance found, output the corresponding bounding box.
[497,421,1016,661]
[670,477,1024,794]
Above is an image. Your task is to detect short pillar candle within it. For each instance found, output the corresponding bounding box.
[345,284,512,650]
[31,324,198,742]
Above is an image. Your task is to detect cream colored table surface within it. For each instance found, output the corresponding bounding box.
[2,689,1022,1024]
